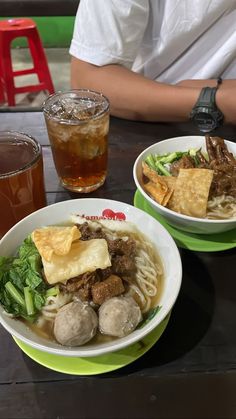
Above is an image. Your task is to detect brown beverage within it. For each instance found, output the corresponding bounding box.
[0,132,46,238]
[43,90,110,193]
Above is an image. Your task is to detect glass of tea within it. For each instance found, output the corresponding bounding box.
[0,131,46,239]
[42,89,110,193]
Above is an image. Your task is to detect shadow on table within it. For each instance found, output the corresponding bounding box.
[108,248,216,376]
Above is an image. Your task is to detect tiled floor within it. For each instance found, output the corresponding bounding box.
[0,48,71,109]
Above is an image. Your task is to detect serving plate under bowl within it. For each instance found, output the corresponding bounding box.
[13,312,171,375]
[0,198,182,358]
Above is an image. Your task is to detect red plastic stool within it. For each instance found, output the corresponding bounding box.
[0,18,55,106]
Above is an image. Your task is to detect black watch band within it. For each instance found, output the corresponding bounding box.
[196,86,218,108]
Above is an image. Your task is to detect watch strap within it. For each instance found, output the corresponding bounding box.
[193,77,222,108]
[196,86,217,108]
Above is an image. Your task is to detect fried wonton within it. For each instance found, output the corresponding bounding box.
[32,226,81,262]
[144,181,168,205]
[41,238,112,284]
[142,162,176,206]
[142,162,164,184]
[168,168,214,218]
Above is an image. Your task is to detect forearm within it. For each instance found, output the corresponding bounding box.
[71,58,235,124]
[71,58,200,122]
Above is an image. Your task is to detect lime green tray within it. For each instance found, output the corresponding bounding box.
[134,190,236,252]
[13,312,170,375]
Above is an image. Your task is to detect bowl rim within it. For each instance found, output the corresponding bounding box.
[133,136,236,225]
[0,197,182,357]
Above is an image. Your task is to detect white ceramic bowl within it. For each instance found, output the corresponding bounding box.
[133,136,236,235]
[0,198,182,357]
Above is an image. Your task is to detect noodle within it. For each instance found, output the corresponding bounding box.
[41,293,72,321]
[207,195,236,220]
[134,238,162,313]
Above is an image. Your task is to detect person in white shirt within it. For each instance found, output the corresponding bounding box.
[70,0,236,125]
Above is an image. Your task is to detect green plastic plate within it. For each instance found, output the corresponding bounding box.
[13,312,170,375]
[134,190,236,252]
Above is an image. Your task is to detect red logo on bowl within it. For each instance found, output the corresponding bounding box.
[102,209,126,220]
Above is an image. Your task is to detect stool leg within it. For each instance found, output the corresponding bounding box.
[28,31,55,94]
[0,82,5,103]
[0,60,6,103]
[0,37,16,106]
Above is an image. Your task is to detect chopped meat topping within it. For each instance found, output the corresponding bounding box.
[91,275,125,305]
[106,237,136,257]
[78,222,106,240]
[112,255,136,276]
[170,155,195,176]
[206,136,236,198]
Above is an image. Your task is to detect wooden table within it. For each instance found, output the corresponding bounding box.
[0,111,236,419]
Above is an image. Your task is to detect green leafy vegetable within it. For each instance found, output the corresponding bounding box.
[5,282,26,308]
[46,285,59,298]
[138,306,162,329]
[145,148,200,176]
[24,287,35,316]
[145,154,157,171]
[155,161,171,176]
[0,236,47,321]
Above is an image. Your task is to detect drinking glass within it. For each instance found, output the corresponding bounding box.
[0,131,46,238]
[43,89,110,193]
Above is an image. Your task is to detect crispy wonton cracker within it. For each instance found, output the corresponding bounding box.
[42,239,112,284]
[168,168,214,218]
[142,162,164,184]
[144,181,168,205]
[32,226,81,262]
[142,162,176,206]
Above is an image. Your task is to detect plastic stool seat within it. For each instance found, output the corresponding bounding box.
[0,18,36,31]
[0,18,55,106]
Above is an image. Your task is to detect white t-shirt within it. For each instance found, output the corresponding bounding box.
[69,0,236,83]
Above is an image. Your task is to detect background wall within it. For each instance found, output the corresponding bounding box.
[0,0,79,47]
[0,17,75,47]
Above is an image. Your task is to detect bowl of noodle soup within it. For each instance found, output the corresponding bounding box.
[0,198,182,357]
[133,136,236,234]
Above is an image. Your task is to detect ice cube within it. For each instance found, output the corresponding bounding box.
[50,101,64,116]
[72,99,103,121]
[60,98,76,119]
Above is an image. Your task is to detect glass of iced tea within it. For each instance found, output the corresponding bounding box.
[0,131,46,238]
[42,89,110,193]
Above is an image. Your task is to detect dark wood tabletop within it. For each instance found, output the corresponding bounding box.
[0,110,236,419]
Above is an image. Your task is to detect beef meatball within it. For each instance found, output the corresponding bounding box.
[54,301,98,346]
[99,296,142,338]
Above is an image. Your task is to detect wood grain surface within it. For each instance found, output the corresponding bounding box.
[0,111,236,419]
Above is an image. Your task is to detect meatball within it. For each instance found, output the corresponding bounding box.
[99,296,142,338]
[54,301,98,346]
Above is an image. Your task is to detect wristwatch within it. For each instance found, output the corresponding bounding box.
[190,78,224,133]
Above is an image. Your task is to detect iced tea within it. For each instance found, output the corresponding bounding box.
[0,132,46,238]
[43,90,110,193]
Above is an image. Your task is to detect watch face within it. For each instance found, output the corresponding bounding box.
[193,112,216,133]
